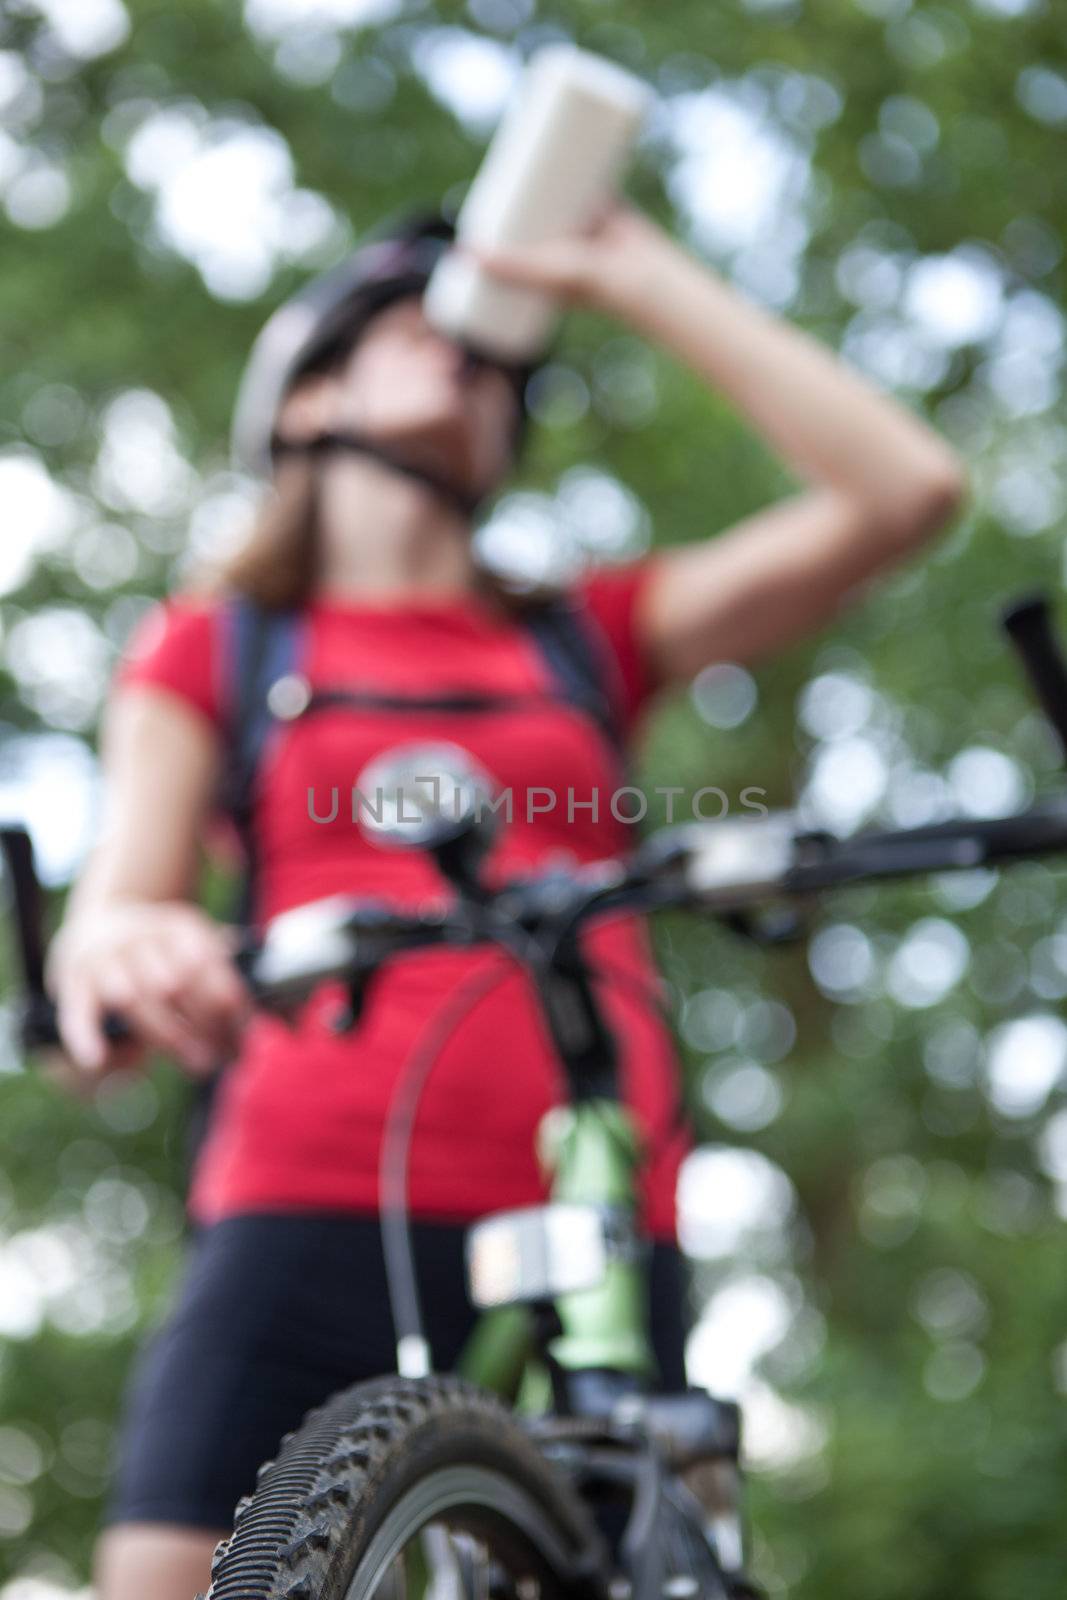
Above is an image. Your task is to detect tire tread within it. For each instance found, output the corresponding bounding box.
[206,1374,601,1600]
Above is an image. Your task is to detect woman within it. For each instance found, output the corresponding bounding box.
[47,200,965,1600]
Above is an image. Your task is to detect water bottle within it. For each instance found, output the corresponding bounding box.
[423,45,651,363]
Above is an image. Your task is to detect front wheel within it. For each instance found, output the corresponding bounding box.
[202,1374,608,1600]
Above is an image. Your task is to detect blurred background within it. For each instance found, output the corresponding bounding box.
[2,0,1066,1596]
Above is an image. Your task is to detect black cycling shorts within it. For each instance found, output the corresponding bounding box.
[105,1210,692,1531]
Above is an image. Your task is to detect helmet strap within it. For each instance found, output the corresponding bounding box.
[269,429,484,521]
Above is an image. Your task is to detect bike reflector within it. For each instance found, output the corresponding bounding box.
[466,1204,608,1309]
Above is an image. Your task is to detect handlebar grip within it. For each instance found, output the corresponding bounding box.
[0,826,134,1056]
[1001,594,1067,762]
[0,825,47,995]
[20,995,130,1052]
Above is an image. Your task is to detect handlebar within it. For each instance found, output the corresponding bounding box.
[240,797,1067,1032]
[12,793,1067,1053]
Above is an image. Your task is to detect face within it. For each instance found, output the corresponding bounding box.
[278,296,521,502]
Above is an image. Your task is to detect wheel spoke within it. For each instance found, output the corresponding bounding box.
[421,1524,466,1600]
[450,1532,491,1600]
[414,1524,530,1600]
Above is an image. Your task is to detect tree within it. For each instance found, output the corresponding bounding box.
[1,1,1065,1594]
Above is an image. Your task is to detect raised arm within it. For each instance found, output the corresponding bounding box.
[46,690,247,1076]
[466,205,967,687]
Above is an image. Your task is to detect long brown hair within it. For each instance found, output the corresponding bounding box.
[215,454,322,610]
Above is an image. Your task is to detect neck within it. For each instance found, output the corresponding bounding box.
[315,451,479,602]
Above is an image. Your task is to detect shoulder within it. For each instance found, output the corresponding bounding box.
[114,590,230,730]
[122,591,223,660]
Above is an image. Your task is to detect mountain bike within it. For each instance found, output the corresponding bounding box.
[6,592,1067,1600]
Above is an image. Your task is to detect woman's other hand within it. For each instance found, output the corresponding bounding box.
[47,901,249,1081]
[457,200,664,315]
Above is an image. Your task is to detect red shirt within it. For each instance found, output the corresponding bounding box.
[116,559,691,1239]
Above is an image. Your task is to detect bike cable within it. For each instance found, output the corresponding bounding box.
[378,951,517,1378]
[378,938,688,1380]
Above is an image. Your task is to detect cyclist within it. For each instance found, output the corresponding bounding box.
[47,199,965,1600]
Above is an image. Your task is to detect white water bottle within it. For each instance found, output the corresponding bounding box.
[423,45,651,362]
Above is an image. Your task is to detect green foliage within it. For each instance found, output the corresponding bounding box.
[2,0,1066,1594]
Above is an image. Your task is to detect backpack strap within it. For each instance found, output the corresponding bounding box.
[519,592,628,765]
[187,596,306,1186]
[218,596,308,920]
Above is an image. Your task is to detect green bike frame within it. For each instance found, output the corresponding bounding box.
[456,1095,656,1403]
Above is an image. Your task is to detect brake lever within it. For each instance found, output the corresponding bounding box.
[327,970,377,1034]
[1002,593,1067,763]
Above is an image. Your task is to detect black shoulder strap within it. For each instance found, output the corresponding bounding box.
[185,600,307,1169]
[218,597,307,910]
[520,593,628,761]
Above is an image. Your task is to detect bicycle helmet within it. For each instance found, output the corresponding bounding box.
[231,207,543,518]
